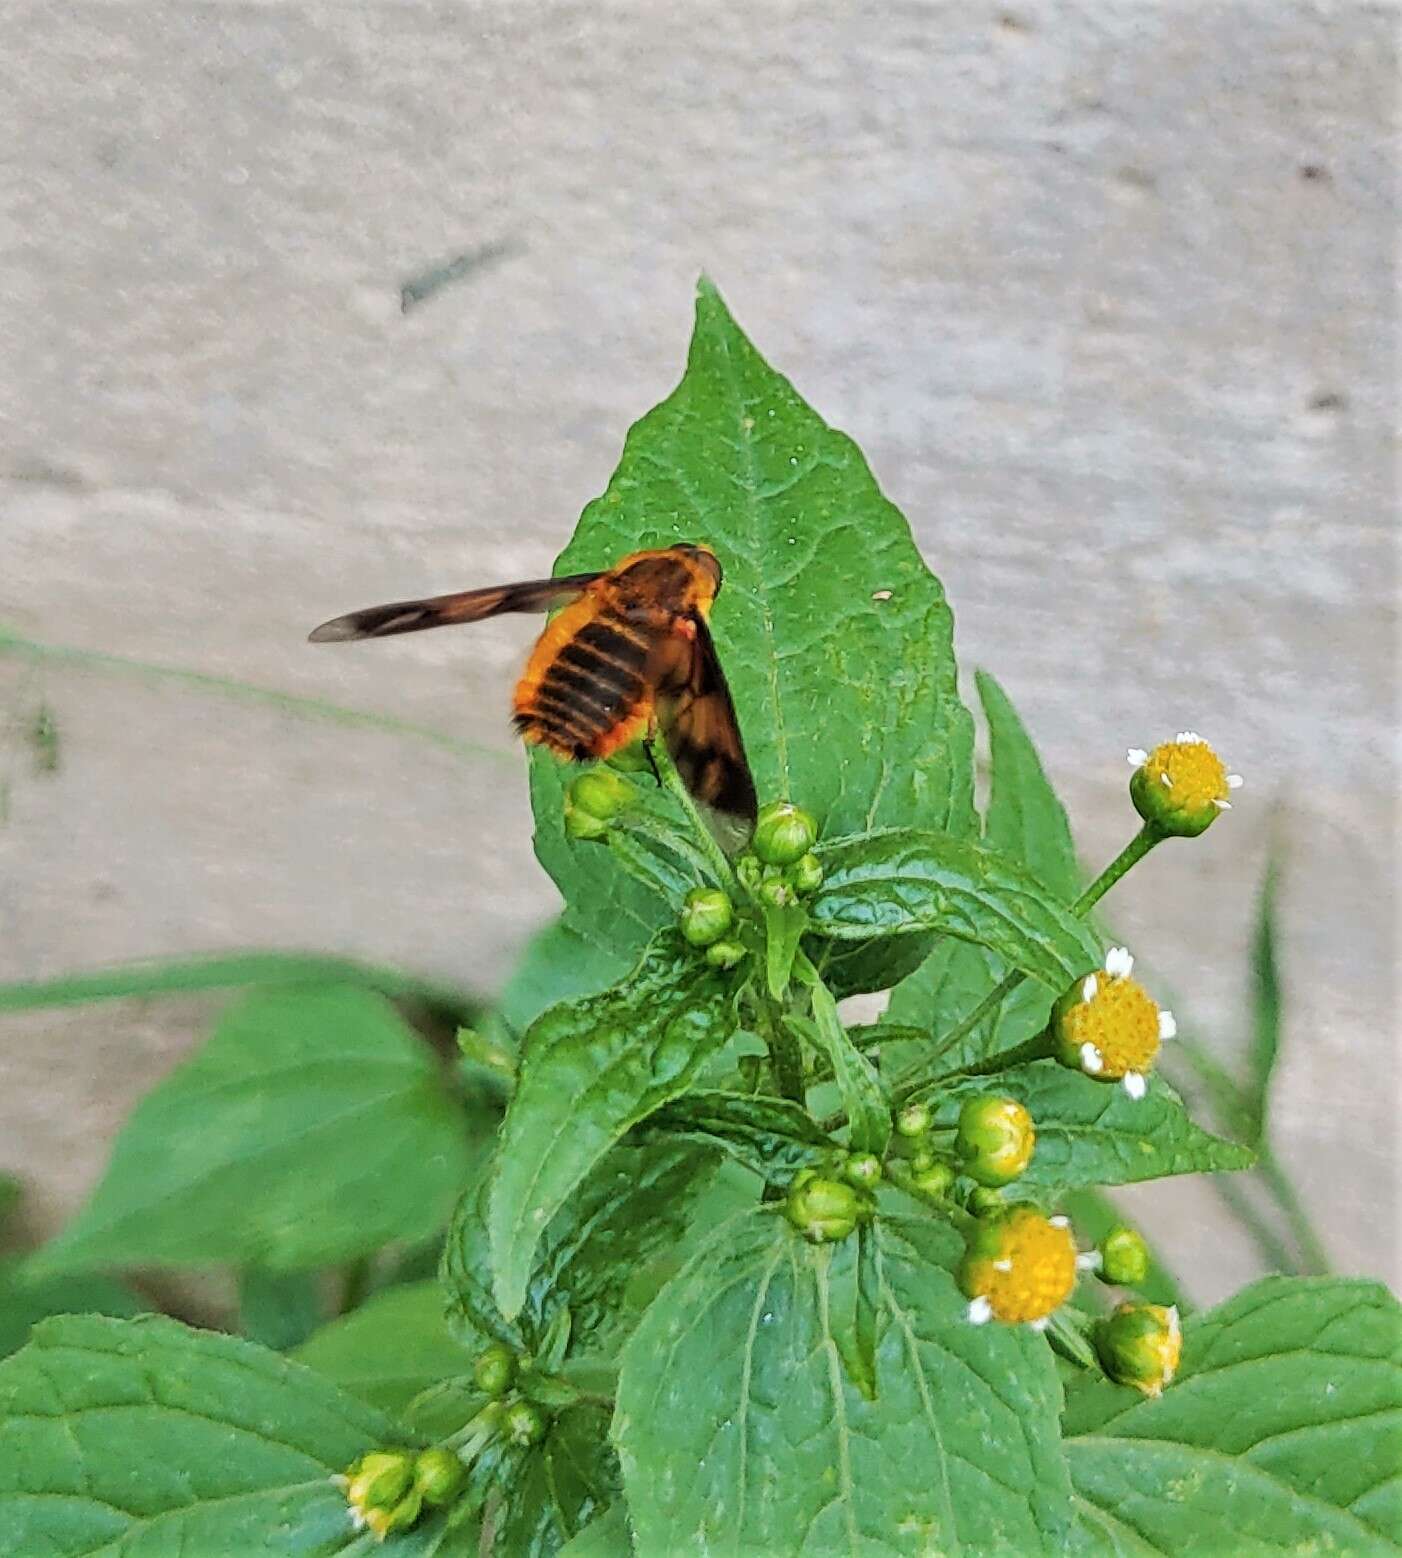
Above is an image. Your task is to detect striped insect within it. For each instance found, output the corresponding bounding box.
[309,543,756,821]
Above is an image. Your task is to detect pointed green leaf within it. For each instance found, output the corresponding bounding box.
[918,1062,1254,1191]
[794,954,890,1157]
[978,670,1081,902]
[239,1267,324,1352]
[529,278,976,968]
[37,986,473,1274]
[0,1313,415,1556]
[810,828,1099,988]
[557,1501,631,1557]
[1065,1277,1402,1554]
[887,673,1082,1069]
[614,1209,1071,1555]
[764,901,808,1001]
[1244,854,1282,1145]
[498,919,632,1040]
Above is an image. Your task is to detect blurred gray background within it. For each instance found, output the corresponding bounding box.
[1,1,1396,1301]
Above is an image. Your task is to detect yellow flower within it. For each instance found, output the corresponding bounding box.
[958,1206,1080,1328]
[1052,947,1175,1101]
[1128,732,1243,837]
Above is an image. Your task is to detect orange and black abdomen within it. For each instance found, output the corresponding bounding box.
[512,595,658,761]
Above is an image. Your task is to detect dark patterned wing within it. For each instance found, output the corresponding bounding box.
[657,615,757,823]
[309,571,602,643]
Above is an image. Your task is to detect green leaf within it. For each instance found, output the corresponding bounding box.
[614,1209,1071,1555]
[763,901,808,1001]
[1244,854,1282,1145]
[1065,1277,1402,1554]
[886,672,1082,1068]
[557,1501,631,1557]
[494,1404,619,1557]
[794,954,890,1157]
[451,1136,720,1355]
[0,1313,410,1555]
[920,1062,1254,1191]
[239,1267,324,1352]
[295,1281,473,1417]
[0,1263,143,1361]
[529,277,976,969]
[977,670,1081,902]
[38,985,474,1274]
[810,828,1099,989]
[650,1091,835,1180]
[490,932,738,1320]
[811,930,938,1000]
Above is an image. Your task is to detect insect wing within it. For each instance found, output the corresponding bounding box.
[658,615,757,823]
[309,570,602,643]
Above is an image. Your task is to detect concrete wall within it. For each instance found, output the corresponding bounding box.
[2,0,1395,1301]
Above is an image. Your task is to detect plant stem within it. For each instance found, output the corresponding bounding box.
[1257,1145,1333,1274]
[755,1000,806,1107]
[936,1030,1054,1084]
[888,824,1165,1107]
[339,1256,373,1316]
[1071,823,1163,915]
[644,735,737,893]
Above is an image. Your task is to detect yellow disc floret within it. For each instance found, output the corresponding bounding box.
[958,1206,1078,1326]
[1052,947,1173,1099]
[1128,732,1242,837]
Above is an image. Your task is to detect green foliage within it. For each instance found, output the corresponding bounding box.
[0,1314,417,1555]
[38,985,474,1273]
[919,1062,1255,1191]
[0,281,1377,1557]
[615,1211,1071,1554]
[1065,1278,1402,1553]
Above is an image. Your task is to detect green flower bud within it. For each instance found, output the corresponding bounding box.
[759,874,797,909]
[955,1095,1036,1187]
[1098,1225,1152,1287]
[503,1399,548,1447]
[347,1450,414,1511]
[473,1343,516,1398]
[413,1447,466,1507]
[680,887,735,947]
[1095,1302,1182,1397]
[789,851,824,894]
[564,767,636,841]
[968,1186,1006,1217]
[752,801,818,867]
[704,937,746,970]
[1127,735,1242,838]
[368,1490,424,1539]
[785,1174,863,1243]
[910,1160,955,1200]
[896,1102,931,1138]
[606,739,653,774]
[735,851,763,896]
[843,1153,883,1189]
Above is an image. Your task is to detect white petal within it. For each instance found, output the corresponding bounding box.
[1105,946,1134,978]
[1158,1009,1178,1040]
[1123,1071,1148,1101]
[1176,730,1203,745]
[1166,1305,1182,1338]
[1127,748,1149,766]
[1213,798,1232,810]
[1080,1041,1104,1075]
[992,1258,1012,1272]
[1227,773,1244,788]
[1028,1317,1050,1333]
[1049,1214,1070,1228]
[1077,1250,1103,1271]
[1160,771,1173,787]
[1082,974,1099,1002]
[967,1296,993,1325]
